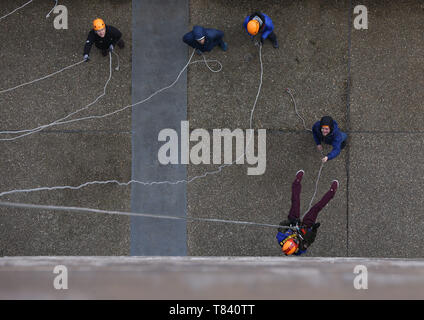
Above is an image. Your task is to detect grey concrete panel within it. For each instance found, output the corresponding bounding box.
[130,0,188,255]
[350,0,424,131]
[0,133,131,256]
[348,133,424,258]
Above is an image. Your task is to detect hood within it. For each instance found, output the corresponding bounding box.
[320,116,334,133]
[192,25,206,40]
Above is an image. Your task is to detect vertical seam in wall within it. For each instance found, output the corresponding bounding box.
[346,0,353,257]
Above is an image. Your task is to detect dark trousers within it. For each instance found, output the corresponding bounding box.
[287,176,336,228]
[266,31,277,44]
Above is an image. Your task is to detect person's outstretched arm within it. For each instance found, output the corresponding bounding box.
[108,25,122,45]
[83,31,96,56]
[312,122,322,145]
[327,133,344,160]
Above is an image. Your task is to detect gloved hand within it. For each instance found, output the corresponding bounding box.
[303,230,317,247]
[278,220,290,233]
[109,44,114,52]
[83,54,90,62]
[312,223,320,231]
[278,219,299,232]
[291,218,301,226]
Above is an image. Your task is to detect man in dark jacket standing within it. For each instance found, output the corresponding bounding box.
[276,170,339,256]
[83,18,125,61]
[183,25,228,54]
[312,116,348,163]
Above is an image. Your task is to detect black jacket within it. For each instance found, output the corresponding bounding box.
[278,220,319,251]
[84,25,122,55]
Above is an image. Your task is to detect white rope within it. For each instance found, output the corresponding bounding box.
[0,0,33,22]
[45,0,58,18]
[286,88,311,132]
[112,51,120,71]
[0,200,286,229]
[0,52,222,140]
[0,45,263,200]
[0,44,296,230]
[0,60,84,96]
[284,88,326,217]
[198,55,222,73]
[0,50,189,140]
[302,161,325,218]
[0,53,113,140]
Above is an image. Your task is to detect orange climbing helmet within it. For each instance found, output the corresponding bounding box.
[282,238,299,255]
[93,18,105,31]
[247,19,260,36]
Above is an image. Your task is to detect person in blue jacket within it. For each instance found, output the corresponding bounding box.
[243,12,278,48]
[183,25,227,54]
[312,116,348,163]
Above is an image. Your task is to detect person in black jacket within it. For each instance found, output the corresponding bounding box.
[83,18,125,61]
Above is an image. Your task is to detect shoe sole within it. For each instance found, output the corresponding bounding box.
[331,180,339,190]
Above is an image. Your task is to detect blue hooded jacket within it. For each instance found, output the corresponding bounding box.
[243,12,274,40]
[312,119,347,161]
[182,25,224,52]
[276,229,307,256]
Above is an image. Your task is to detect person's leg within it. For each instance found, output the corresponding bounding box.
[215,34,227,51]
[302,180,338,228]
[288,170,304,222]
[268,31,279,48]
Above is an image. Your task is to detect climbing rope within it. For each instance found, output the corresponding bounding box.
[0,52,113,140]
[0,0,33,22]
[45,0,58,18]
[0,60,85,95]
[112,51,120,71]
[0,45,282,230]
[0,45,259,195]
[285,88,326,217]
[0,200,291,230]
